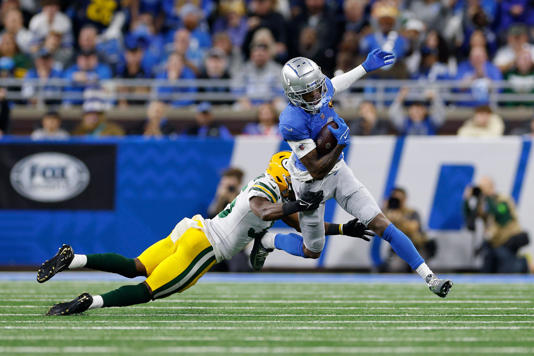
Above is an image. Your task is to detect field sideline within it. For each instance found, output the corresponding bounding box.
[1,273,533,355]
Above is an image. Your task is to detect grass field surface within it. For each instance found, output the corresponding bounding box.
[1,274,533,355]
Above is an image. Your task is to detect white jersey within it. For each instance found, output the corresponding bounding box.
[204,174,283,262]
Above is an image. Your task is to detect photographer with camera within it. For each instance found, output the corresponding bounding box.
[464,176,531,273]
[382,187,436,272]
[207,167,244,219]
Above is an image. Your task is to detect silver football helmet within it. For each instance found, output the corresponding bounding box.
[281,57,327,113]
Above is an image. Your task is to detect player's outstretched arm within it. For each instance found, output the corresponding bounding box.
[249,191,323,221]
[331,49,395,94]
[283,214,373,241]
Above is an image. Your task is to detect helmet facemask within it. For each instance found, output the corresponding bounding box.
[286,75,327,113]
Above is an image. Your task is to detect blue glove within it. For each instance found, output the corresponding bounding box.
[328,116,350,146]
[362,48,396,72]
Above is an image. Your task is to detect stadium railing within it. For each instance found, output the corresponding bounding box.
[2,78,534,107]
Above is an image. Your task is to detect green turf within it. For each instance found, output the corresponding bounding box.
[1,280,533,355]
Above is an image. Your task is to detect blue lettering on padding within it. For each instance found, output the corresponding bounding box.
[428,164,475,230]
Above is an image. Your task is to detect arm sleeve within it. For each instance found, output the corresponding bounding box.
[330,65,367,95]
[100,12,126,40]
[388,97,405,131]
[287,139,316,159]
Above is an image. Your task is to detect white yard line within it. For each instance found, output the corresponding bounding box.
[1,346,534,354]
[2,325,534,330]
[2,319,534,324]
[1,313,534,318]
[0,335,533,343]
[2,298,531,304]
[4,305,534,311]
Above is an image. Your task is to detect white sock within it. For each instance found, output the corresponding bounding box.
[68,254,87,269]
[89,295,104,310]
[415,263,433,281]
[261,234,276,250]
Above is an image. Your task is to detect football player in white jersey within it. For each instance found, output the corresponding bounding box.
[265,52,453,297]
[38,151,371,315]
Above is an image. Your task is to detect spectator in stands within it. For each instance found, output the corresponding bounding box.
[460,2,498,60]
[156,52,196,107]
[72,98,124,137]
[129,100,175,137]
[179,4,211,55]
[409,0,445,31]
[243,0,287,62]
[457,105,504,137]
[1,8,32,54]
[213,32,244,78]
[41,30,71,70]
[212,0,248,48]
[31,110,69,139]
[70,0,126,42]
[388,87,445,135]
[382,187,435,272]
[350,101,389,136]
[207,167,244,218]
[128,13,165,77]
[207,166,251,272]
[464,176,531,273]
[504,49,534,107]
[402,19,426,77]
[0,33,31,78]
[494,24,534,74]
[28,0,72,49]
[288,0,337,74]
[339,0,371,38]
[167,28,202,75]
[198,48,232,105]
[182,102,232,139]
[361,3,408,61]
[413,30,450,81]
[497,1,529,34]
[63,50,112,105]
[22,48,62,106]
[0,88,9,137]
[243,101,280,136]
[456,46,502,106]
[116,36,150,107]
[232,29,284,109]
[77,25,108,67]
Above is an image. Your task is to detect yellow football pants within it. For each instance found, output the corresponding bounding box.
[137,226,216,299]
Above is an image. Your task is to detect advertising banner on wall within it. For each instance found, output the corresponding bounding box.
[0,144,116,210]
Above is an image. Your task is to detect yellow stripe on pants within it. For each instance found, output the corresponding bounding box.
[142,227,216,299]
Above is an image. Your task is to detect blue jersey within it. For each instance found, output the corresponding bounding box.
[279,77,344,171]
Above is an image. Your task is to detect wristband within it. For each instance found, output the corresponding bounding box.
[282,201,301,216]
[325,223,343,235]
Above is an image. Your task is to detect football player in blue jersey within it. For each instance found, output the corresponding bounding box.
[250,50,453,297]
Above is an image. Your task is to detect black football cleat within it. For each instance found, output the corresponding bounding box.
[37,244,74,283]
[46,293,93,316]
[426,274,453,298]
[249,236,273,271]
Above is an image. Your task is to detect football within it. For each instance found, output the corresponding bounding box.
[315,121,338,156]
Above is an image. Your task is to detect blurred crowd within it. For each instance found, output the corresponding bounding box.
[1,0,534,138]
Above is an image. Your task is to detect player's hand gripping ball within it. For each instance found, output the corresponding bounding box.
[315,121,339,156]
